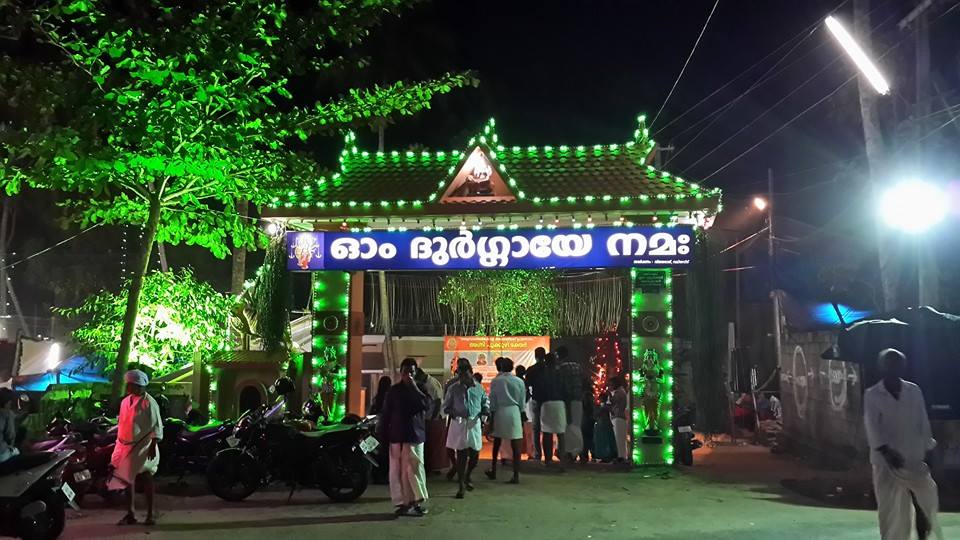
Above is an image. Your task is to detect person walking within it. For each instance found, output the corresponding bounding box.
[443,358,489,499]
[442,368,460,481]
[378,358,431,517]
[369,375,392,416]
[486,357,525,483]
[537,352,566,469]
[111,370,162,526]
[607,375,629,463]
[415,368,444,420]
[558,346,584,463]
[523,347,546,461]
[0,388,19,465]
[864,348,941,540]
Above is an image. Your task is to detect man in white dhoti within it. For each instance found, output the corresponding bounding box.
[864,348,941,540]
[486,357,526,483]
[558,346,584,463]
[607,375,629,463]
[443,358,489,499]
[537,352,567,470]
[378,358,432,517]
[111,370,162,526]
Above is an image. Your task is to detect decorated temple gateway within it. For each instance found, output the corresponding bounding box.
[261,115,722,465]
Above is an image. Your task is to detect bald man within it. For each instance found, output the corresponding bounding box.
[864,348,941,540]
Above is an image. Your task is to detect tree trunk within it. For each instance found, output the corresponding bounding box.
[854,0,898,311]
[111,197,163,400]
[378,271,395,380]
[230,200,249,296]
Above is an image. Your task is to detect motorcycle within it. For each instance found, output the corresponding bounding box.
[0,451,76,540]
[159,417,234,480]
[206,397,379,503]
[674,404,703,466]
[29,420,118,506]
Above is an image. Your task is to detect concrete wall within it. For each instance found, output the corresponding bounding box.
[779,330,867,464]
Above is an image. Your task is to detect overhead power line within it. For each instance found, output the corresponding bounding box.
[674,6,901,174]
[649,0,721,130]
[2,223,102,271]
[650,5,834,138]
[700,4,959,184]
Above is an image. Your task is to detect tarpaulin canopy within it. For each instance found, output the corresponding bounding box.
[14,354,109,392]
[837,306,960,420]
[780,291,873,331]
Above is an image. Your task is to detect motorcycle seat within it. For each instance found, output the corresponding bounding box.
[93,432,117,447]
[184,420,224,433]
[298,424,354,438]
[0,453,54,477]
[0,450,73,498]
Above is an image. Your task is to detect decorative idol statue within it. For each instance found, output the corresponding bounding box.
[640,348,664,434]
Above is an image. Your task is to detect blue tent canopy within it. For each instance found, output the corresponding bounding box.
[14,355,108,392]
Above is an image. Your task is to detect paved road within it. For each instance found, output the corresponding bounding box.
[61,445,957,539]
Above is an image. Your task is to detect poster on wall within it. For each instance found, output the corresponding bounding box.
[443,336,549,388]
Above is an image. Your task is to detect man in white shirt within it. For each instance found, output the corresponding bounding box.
[863,348,941,540]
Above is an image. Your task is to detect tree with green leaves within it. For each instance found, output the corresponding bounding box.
[57,268,232,379]
[438,270,560,336]
[0,0,475,398]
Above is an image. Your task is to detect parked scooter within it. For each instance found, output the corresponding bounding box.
[206,378,379,503]
[673,404,703,466]
[0,451,76,540]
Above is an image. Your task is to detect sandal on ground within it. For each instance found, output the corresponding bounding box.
[117,513,138,526]
[455,490,465,499]
[484,470,496,480]
[402,505,427,517]
[394,505,409,516]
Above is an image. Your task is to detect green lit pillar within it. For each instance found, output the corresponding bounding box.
[311,271,350,421]
[630,268,674,465]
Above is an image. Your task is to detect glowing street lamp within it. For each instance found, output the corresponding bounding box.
[825,15,890,95]
[878,180,948,233]
[752,196,768,212]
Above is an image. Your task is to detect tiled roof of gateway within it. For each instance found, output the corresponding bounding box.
[264,116,721,219]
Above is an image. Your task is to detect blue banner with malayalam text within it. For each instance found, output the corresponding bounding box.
[286,226,693,271]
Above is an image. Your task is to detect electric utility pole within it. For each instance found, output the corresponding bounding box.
[767,169,782,369]
[900,0,941,308]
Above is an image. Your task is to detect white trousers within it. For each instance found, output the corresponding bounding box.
[389,443,428,507]
[872,462,942,540]
[565,401,584,455]
[611,417,628,460]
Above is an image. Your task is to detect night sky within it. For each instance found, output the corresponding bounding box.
[361,0,958,225]
[6,0,960,313]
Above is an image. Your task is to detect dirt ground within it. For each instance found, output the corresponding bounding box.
[60,444,960,540]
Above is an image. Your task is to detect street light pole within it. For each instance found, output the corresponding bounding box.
[768,169,782,370]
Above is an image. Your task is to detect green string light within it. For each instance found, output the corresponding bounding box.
[269,114,721,214]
